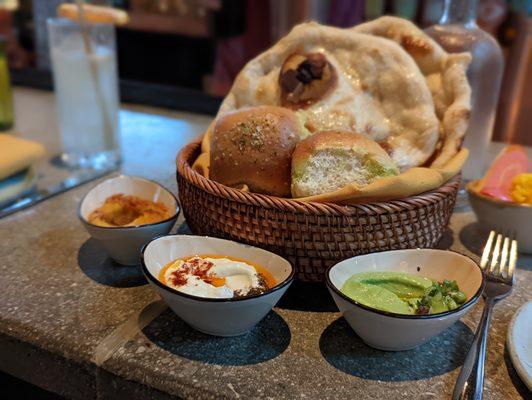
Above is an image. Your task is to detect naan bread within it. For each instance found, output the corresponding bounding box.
[216,21,442,171]
[353,17,471,168]
[190,17,473,203]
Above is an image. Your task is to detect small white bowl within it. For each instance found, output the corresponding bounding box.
[467,180,532,253]
[141,235,294,336]
[79,176,179,265]
[326,249,484,351]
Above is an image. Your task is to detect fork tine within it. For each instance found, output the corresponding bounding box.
[489,233,503,274]
[499,236,510,278]
[508,239,518,282]
[480,231,496,269]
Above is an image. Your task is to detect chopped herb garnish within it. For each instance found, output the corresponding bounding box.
[415,280,467,315]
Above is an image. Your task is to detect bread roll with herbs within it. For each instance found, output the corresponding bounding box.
[209,106,301,197]
[291,131,399,197]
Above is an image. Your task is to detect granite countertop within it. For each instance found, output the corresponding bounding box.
[0,88,530,400]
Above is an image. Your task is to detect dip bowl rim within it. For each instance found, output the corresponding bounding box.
[325,248,485,320]
[141,234,296,303]
[78,175,180,230]
[466,179,532,209]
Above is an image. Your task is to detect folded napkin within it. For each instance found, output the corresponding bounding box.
[0,134,45,181]
[0,169,35,204]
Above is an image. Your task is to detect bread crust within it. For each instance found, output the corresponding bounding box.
[209,106,300,197]
[352,17,471,168]
[215,20,443,171]
[291,130,398,197]
[292,130,395,170]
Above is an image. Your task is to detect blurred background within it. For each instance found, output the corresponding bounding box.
[1,0,531,141]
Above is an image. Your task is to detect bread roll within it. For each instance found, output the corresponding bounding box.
[291,131,399,197]
[209,106,301,197]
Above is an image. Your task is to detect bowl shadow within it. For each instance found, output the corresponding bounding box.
[275,280,338,312]
[319,317,474,381]
[143,308,291,366]
[459,222,491,256]
[174,220,192,235]
[77,238,147,287]
[434,227,454,250]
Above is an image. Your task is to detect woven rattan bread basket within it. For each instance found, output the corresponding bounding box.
[176,141,460,282]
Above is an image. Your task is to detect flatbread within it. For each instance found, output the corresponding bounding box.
[190,17,472,203]
[352,17,471,168]
[215,21,441,171]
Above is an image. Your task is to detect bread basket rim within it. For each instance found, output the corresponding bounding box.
[176,140,461,217]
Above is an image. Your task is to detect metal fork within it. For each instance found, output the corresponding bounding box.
[453,231,518,400]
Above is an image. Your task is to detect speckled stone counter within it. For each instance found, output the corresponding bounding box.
[0,89,530,399]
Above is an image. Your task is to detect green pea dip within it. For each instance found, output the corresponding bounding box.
[340,271,467,315]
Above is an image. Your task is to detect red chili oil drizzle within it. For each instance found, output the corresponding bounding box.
[166,257,215,287]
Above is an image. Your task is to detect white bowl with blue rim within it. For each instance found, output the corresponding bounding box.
[79,175,179,265]
[326,249,484,351]
[141,235,294,336]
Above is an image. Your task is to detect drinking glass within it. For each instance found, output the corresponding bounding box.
[47,18,120,169]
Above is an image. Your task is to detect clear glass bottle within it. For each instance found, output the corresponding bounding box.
[425,0,504,180]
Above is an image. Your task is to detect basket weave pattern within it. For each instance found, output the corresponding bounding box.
[177,141,460,282]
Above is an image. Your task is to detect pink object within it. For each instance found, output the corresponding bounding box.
[479,146,529,201]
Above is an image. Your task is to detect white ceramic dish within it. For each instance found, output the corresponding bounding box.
[326,249,484,351]
[467,180,532,253]
[507,301,532,391]
[141,235,294,336]
[79,175,179,265]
